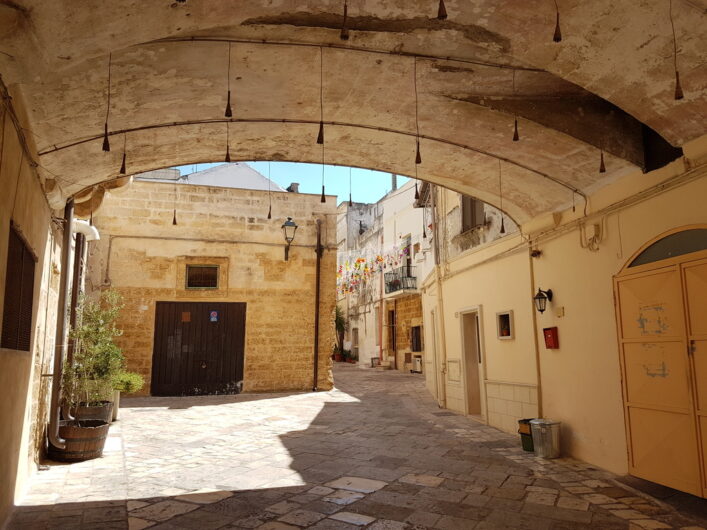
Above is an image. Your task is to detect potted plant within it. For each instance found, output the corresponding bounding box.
[111,371,144,421]
[332,345,344,363]
[49,289,124,462]
[334,305,348,356]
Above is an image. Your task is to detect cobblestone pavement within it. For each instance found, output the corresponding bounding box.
[9,364,707,529]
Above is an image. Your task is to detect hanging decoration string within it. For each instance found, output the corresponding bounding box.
[498,159,506,234]
[267,161,272,219]
[512,70,519,142]
[669,0,684,100]
[320,143,326,203]
[349,166,353,207]
[317,47,325,144]
[340,0,350,40]
[414,57,422,165]
[225,122,231,162]
[225,42,233,117]
[437,0,448,20]
[553,0,562,42]
[102,53,112,152]
[119,133,127,174]
[172,176,178,225]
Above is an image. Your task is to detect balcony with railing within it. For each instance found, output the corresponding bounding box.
[384,266,417,295]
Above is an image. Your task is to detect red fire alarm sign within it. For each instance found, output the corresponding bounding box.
[543,327,559,349]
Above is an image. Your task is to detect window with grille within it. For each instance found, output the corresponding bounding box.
[186,265,219,289]
[1,226,36,351]
[461,196,485,232]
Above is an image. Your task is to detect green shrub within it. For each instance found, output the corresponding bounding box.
[112,371,144,394]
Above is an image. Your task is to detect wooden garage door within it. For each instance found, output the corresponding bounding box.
[151,302,246,396]
[615,229,707,498]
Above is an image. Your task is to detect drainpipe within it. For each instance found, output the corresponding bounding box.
[312,218,324,392]
[528,248,544,416]
[431,186,448,407]
[48,200,74,450]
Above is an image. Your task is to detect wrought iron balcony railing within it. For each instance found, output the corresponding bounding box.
[384,266,417,294]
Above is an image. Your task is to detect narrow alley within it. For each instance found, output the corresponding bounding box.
[9,365,706,529]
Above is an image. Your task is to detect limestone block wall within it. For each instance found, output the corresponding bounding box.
[87,180,336,395]
[0,106,61,526]
[385,293,423,372]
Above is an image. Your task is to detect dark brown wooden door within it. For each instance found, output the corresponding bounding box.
[151,302,246,396]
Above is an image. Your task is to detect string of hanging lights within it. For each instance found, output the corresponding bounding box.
[102,54,112,152]
[669,0,684,100]
[317,47,325,145]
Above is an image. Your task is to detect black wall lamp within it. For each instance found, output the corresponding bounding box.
[282,217,298,261]
[534,288,553,313]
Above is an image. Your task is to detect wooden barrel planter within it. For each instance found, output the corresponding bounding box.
[74,401,114,423]
[47,420,110,462]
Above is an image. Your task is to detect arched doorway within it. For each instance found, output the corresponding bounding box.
[614,226,707,498]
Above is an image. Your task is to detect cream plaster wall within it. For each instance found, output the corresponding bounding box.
[534,166,707,475]
[422,139,707,476]
[0,108,60,527]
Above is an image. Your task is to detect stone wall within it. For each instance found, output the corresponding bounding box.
[384,294,423,372]
[0,104,61,526]
[87,180,337,395]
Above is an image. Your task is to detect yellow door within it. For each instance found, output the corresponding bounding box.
[682,257,707,498]
[616,265,702,496]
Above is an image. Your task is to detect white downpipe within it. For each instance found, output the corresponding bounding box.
[72,219,100,241]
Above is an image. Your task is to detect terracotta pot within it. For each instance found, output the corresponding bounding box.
[334,353,344,362]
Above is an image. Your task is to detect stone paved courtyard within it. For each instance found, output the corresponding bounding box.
[8,364,707,529]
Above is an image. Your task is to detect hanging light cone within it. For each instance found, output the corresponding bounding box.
[415,141,422,164]
[553,11,562,42]
[414,182,420,200]
[102,123,110,152]
[674,70,684,100]
[340,1,349,40]
[172,209,177,225]
[423,225,427,239]
[321,185,326,203]
[267,204,272,220]
[437,0,448,20]
[500,217,506,234]
[513,118,520,141]
[119,152,126,174]
[599,151,606,173]
[225,90,233,118]
[349,193,353,207]
[317,121,324,144]
[225,145,231,163]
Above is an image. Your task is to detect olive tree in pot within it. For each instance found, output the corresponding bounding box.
[111,371,144,421]
[48,290,124,462]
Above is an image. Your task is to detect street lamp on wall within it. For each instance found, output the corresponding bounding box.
[282,217,298,261]
[533,288,553,314]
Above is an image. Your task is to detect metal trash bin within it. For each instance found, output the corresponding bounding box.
[517,419,534,452]
[530,419,561,458]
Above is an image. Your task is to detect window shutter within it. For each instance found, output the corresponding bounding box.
[1,227,35,351]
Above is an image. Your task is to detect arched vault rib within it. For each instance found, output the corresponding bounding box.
[36,117,587,200]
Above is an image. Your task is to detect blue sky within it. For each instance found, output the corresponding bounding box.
[174,162,409,205]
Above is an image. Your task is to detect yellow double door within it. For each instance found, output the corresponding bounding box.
[615,252,707,498]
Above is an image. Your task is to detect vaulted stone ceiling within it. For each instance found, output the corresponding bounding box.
[0,0,705,223]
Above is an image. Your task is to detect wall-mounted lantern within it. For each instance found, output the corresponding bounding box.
[533,288,553,313]
[281,217,298,261]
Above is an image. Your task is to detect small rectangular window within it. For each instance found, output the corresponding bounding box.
[497,310,514,340]
[186,265,219,289]
[411,326,423,352]
[1,226,36,351]
[461,196,485,232]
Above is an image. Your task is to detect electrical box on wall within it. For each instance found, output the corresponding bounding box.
[543,327,559,349]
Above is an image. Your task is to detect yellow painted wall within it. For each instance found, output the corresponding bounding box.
[0,107,60,526]
[534,166,707,474]
[423,140,707,476]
